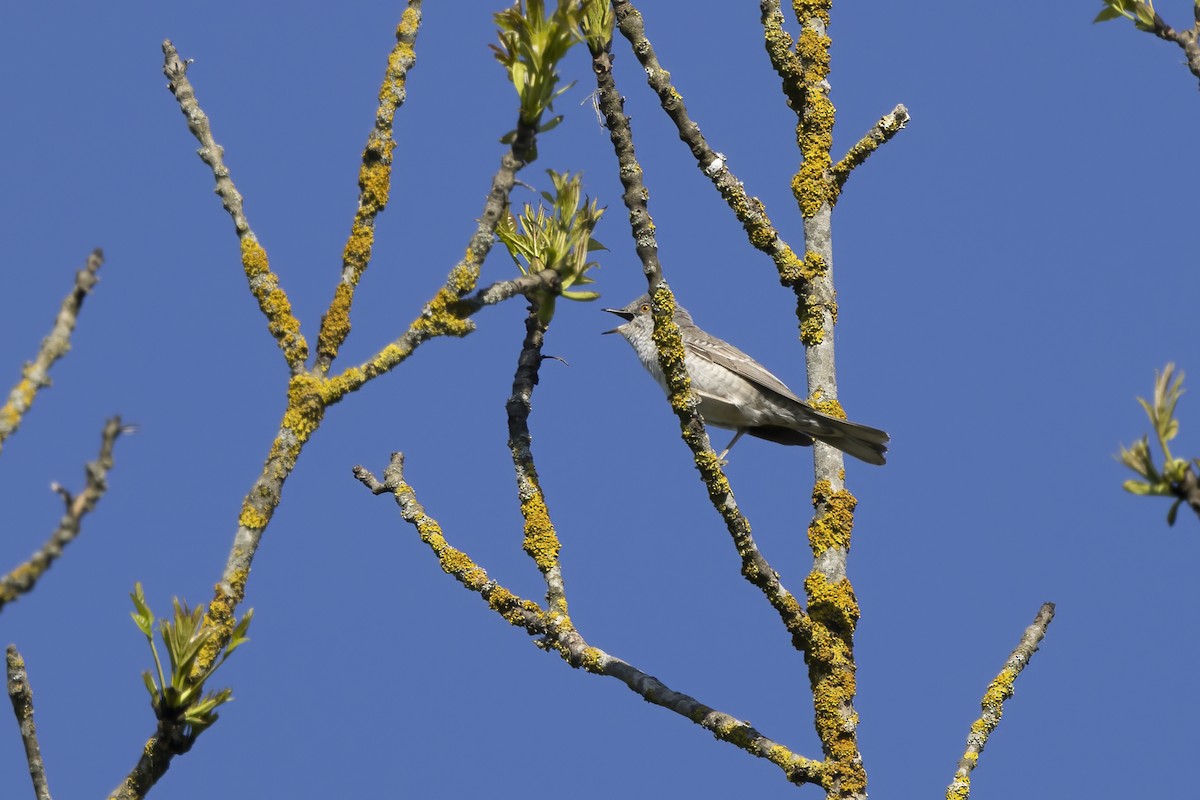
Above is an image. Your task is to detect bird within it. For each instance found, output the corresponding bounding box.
[603,294,889,465]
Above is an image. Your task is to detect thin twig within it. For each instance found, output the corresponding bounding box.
[353,454,825,787]
[588,22,811,650]
[832,104,910,192]
[0,249,104,453]
[946,602,1057,800]
[0,417,126,613]
[328,223,558,396]
[610,0,806,287]
[315,3,423,371]
[7,645,53,800]
[161,41,309,372]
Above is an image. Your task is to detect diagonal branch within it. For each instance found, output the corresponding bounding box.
[588,23,811,650]
[832,104,910,192]
[0,417,126,613]
[316,2,423,372]
[353,453,825,787]
[946,602,1056,800]
[6,646,52,800]
[0,249,104,454]
[610,0,806,288]
[162,41,310,372]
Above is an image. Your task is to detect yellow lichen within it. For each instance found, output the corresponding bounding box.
[804,572,860,632]
[983,669,1016,706]
[580,646,604,673]
[358,160,392,209]
[397,6,421,39]
[521,492,562,573]
[343,222,375,269]
[282,373,327,441]
[798,301,826,346]
[240,236,270,277]
[238,501,270,531]
[800,251,827,282]
[808,482,857,552]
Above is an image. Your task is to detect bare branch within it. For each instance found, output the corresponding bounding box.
[589,12,811,647]
[315,3,423,371]
[151,9,546,790]
[1149,11,1200,89]
[161,41,310,371]
[832,104,910,191]
[6,645,52,800]
[946,602,1057,800]
[0,417,126,613]
[504,302,567,613]
[610,0,806,288]
[0,249,104,454]
[353,453,825,787]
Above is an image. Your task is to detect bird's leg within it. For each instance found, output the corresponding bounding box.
[717,429,746,462]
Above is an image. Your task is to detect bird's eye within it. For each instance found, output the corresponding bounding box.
[640,303,650,313]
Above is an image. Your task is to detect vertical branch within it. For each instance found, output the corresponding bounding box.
[766,2,867,796]
[6,646,52,800]
[504,300,567,614]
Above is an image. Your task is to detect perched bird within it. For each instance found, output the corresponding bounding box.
[603,294,889,465]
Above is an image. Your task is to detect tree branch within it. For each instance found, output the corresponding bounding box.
[946,602,1056,800]
[504,301,567,613]
[0,249,104,454]
[6,646,52,800]
[1149,11,1200,89]
[353,453,825,787]
[162,41,310,372]
[610,0,807,288]
[832,104,910,191]
[315,3,423,371]
[0,417,126,613]
[589,14,812,649]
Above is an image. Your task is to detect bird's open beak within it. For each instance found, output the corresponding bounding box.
[602,307,632,335]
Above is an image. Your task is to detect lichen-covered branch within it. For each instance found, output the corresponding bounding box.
[765,2,878,795]
[138,9,555,794]
[315,3,423,372]
[610,0,806,287]
[0,417,126,613]
[589,23,811,648]
[328,242,557,398]
[353,453,824,787]
[831,104,910,192]
[205,123,544,661]
[946,603,1056,800]
[6,646,52,800]
[504,300,567,613]
[0,249,104,454]
[162,41,309,372]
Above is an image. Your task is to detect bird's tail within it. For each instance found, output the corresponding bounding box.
[813,415,890,466]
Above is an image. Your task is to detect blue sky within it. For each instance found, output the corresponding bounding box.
[2,1,1198,798]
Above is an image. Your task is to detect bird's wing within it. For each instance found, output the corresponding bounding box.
[684,329,807,405]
